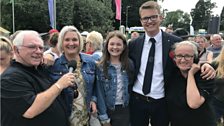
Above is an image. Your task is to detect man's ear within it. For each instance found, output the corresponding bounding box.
[13,46,19,54]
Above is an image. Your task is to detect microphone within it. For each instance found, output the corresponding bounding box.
[68,60,77,73]
[67,60,78,98]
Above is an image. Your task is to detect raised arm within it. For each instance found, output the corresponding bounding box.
[186,64,205,109]
[23,72,75,118]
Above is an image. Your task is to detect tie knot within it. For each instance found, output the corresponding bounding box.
[149,38,156,43]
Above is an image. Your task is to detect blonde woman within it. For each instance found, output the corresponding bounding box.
[212,47,224,124]
[194,35,213,63]
[48,26,97,126]
[85,31,103,61]
[0,36,13,74]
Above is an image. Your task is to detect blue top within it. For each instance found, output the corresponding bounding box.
[48,53,97,116]
[95,59,134,121]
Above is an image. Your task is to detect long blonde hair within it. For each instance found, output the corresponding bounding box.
[214,47,224,78]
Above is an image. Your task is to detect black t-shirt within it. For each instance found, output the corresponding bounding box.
[1,62,69,126]
[166,68,216,126]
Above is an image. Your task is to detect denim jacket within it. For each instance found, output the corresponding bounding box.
[95,59,134,121]
[48,53,96,116]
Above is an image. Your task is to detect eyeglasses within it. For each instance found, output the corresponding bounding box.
[175,54,194,61]
[21,44,44,52]
[141,15,159,23]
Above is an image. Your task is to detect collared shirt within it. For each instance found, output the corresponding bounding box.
[133,30,164,99]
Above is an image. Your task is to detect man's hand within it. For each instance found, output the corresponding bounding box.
[200,63,216,80]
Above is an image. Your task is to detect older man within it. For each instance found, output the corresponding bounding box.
[1,30,75,126]
[207,34,223,59]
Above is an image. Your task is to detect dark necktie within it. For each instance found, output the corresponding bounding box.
[142,38,156,95]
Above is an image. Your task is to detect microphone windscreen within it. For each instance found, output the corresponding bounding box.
[68,60,77,71]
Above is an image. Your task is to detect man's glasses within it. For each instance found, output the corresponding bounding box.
[141,15,159,23]
[21,45,44,52]
[175,54,194,61]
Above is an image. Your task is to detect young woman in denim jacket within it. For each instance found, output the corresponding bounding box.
[48,26,97,126]
[95,31,134,126]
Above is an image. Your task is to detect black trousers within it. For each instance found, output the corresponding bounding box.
[130,92,169,126]
[107,105,130,126]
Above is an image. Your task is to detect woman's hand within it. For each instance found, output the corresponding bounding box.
[200,63,216,80]
[189,63,200,75]
[90,101,97,113]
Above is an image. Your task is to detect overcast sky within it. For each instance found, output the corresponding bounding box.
[160,0,223,15]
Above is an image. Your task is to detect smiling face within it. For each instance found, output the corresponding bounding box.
[174,45,195,72]
[107,36,124,59]
[211,34,222,48]
[140,9,163,36]
[62,31,80,56]
[0,50,13,66]
[16,33,44,67]
[195,36,206,51]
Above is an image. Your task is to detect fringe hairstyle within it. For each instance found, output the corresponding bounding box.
[98,30,130,78]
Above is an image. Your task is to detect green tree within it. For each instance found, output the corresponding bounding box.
[56,0,75,29]
[162,10,191,31]
[72,0,114,35]
[1,0,50,33]
[122,0,153,28]
[190,0,216,31]
[1,0,114,35]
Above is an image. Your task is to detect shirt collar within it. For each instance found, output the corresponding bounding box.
[145,30,162,43]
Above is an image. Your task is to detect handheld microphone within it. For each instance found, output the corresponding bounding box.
[68,60,78,98]
[68,60,77,73]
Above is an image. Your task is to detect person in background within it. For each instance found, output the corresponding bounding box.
[42,29,59,51]
[0,36,13,74]
[165,25,173,34]
[194,35,213,63]
[1,30,74,126]
[207,34,223,59]
[131,32,140,40]
[81,31,89,52]
[166,41,216,126]
[128,1,216,126]
[95,31,134,126]
[43,32,61,65]
[85,31,104,61]
[48,26,97,126]
[211,47,224,125]
[204,34,212,48]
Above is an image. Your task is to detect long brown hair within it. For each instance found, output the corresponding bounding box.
[98,31,130,78]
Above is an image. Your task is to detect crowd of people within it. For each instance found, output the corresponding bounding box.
[1,1,224,126]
